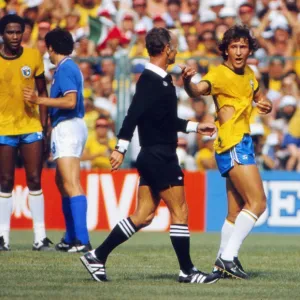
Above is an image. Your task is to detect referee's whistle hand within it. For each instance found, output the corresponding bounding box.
[197,123,217,136]
[110,150,124,171]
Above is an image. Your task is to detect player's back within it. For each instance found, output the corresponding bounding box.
[0,47,44,135]
[49,58,84,127]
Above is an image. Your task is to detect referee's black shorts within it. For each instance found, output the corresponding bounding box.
[136,144,184,192]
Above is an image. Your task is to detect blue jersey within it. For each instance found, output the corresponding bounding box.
[49,57,84,127]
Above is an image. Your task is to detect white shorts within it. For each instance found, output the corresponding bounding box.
[51,118,88,160]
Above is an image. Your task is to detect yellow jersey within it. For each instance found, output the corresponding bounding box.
[202,64,258,154]
[0,47,44,135]
[288,108,300,138]
[85,135,117,170]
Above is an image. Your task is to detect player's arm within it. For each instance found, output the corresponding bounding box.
[253,88,272,114]
[179,65,211,98]
[176,118,216,136]
[110,79,155,171]
[23,88,77,109]
[35,75,48,134]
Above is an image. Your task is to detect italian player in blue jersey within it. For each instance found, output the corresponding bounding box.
[23,28,91,253]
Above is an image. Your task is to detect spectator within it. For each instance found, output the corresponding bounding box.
[176,137,197,171]
[195,135,217,171]
[132,0,153,31]
[81,116,117,170]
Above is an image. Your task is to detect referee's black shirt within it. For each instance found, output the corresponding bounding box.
[118,64,189,147]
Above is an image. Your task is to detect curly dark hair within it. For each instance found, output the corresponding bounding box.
[45,28,74,55]
[145,27,171,57]
[218,25,258,60]
[0,14,25,35]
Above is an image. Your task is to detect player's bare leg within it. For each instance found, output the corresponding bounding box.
[20,140,53,250]
[81,185,160,282]
[0,145,17,250]
[215,163,266,279]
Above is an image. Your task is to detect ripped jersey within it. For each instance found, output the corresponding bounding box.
[201,64,258,154]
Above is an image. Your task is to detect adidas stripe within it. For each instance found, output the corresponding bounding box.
[170,225,190,237]
[118,218,136,238]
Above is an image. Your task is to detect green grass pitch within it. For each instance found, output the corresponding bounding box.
[0,231,299,300]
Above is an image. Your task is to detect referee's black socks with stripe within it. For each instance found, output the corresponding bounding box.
[170,224,194,274]
[95,218,137,263]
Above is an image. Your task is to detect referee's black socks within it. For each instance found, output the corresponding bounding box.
[95,217,137,263]
[170,224,194,274]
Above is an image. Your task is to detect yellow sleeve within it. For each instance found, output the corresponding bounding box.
[34,50,44,77]
[85,136,92,151]
[108,137,117,150]
[201,69,219,95]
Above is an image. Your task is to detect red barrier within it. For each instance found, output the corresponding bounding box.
[11,169,205,231]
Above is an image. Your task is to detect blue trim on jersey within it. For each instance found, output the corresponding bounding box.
[0,132,43,147]
[49,58,85,127]
[215,134,256,177]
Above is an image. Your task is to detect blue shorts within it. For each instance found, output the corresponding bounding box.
[0,132,43,147]
[282,133,300,148]
[215,134,256,177]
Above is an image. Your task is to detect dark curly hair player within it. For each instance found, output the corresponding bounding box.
[23,27,91,253]
[181,25,272,280]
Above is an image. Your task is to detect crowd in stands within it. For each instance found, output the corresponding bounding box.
[1,0,300,171]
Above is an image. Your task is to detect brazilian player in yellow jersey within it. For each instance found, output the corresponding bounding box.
[0,15,53,251]
[181,25,272,280]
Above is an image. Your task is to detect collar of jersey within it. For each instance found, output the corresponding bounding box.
[55,57,71,72]
[145,62,167,78]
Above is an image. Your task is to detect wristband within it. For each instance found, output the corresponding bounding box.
[115,145,127,155]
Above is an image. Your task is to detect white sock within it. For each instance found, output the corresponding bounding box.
[28,190,46,243]
[221,209,257,261]
[217,219,235,257]
[0,192,13,246]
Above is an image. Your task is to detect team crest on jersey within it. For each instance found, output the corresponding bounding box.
[21,66,31,78]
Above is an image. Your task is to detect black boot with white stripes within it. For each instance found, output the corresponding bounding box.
[178,267,220,284]
[80,250,107,282]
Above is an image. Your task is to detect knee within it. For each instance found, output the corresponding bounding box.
[62,180,78,196]
[26,173,41,191]
[0,174,14,192]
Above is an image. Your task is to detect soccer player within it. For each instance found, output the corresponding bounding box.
[80,28,219,284]
[23,28,91,253]
[181,25,272,279]
[0,14,53,251]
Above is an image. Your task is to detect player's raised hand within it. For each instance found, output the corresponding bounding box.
[178,64,197,82]
[23,87,40,104]
[110,150,124,172]
[197,123,217,136]
[257,97,272,115]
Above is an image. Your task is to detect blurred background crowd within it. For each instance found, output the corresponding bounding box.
[1,0,300,172]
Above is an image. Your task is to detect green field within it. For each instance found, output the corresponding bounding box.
[0,231,299,300]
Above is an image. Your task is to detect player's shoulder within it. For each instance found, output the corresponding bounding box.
[244,65,255,76]
[59,58,79,74]
[23,47,40,57]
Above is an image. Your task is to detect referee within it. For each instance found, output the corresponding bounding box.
[80,28,218,284]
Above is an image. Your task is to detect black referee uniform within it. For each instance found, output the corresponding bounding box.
[118,64,192,192]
